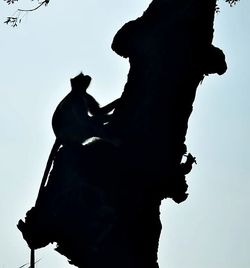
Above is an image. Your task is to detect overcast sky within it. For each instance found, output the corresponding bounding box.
[0,1,249,267]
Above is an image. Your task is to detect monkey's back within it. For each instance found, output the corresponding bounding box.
[52,92,99,144]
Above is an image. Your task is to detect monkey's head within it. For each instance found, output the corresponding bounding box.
[70,72,92,92]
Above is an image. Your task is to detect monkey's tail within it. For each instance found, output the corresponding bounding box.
[29,139,61,268]
[36,138,61,204]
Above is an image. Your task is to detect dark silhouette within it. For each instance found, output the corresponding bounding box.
[52,72,118,145]
[33,72,119,204]
[18,1,228,268]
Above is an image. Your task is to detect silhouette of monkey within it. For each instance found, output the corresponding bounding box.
[37,73,119,199]
[52,73,118,144]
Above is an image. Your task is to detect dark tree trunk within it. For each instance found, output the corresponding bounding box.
[18,1,227,267]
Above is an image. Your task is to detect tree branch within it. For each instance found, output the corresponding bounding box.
[17,0,49,12]
[4,0,50,27]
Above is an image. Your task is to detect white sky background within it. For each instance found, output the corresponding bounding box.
[0,0,249,267]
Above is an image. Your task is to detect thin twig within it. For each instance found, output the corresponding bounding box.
[18,263,29,268]
[17,0,49,12]
[4,0,50,26]
[18,258,41,268]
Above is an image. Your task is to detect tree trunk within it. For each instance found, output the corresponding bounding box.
[18,1,227,267]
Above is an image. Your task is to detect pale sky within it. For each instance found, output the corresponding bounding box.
[0,1,249,267]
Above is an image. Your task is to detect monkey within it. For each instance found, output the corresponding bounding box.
[18,73,120,268]
[52,72,121,144]
[37,72,119,200]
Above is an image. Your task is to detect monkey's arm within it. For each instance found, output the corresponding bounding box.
[85,93,101,115]
[86,94,120,116]
[99,98,120,114]
[92,98,120,124]
[86,93,120,115]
